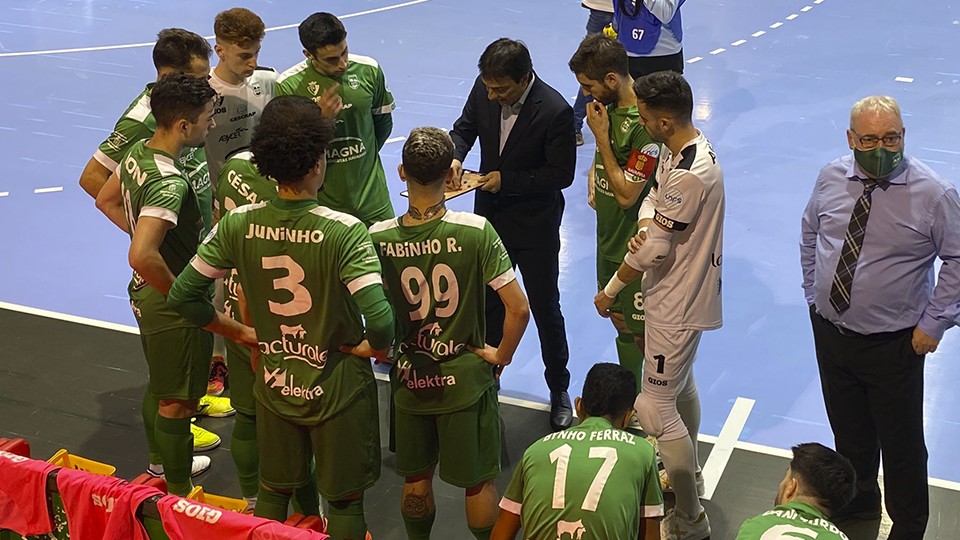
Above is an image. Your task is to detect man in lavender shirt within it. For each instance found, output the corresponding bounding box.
[800,95,960,540]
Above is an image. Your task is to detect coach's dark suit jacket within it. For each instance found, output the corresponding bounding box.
[450,74,577,249]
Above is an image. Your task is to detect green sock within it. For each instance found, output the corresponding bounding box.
[616,334,644,394]
[468,524,493,540]
[401,511,436,539]
[142,392,162,465]
[327,497,366,540]
[154,415,193,496]
[231,412,259,498]
[254,486,291,521]
[292,478,321,517]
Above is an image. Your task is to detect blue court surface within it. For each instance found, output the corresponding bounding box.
[0,0,957,487]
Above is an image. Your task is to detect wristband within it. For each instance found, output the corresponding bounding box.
[603,273,628,298]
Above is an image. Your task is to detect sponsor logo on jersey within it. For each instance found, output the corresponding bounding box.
[662,188,683,207]
[347,74,360,90]
[394,358,457,390]
[641,143,660,158]
[0,450,28,463]
[647,376,668,387]
[244,224,325,244]
[263,365,324,401]
[653,210,688,232]
[229,111,256,123]
[557,519,586,540]
[395,322,467,362]
[326,136,367,164]
[106,130,129,153]
[218,126,249,143]
[307,81,321,96]
[224,169,268,206]
[259,324,328,370]
[170,498,223,524]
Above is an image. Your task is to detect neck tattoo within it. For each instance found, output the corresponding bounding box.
[408,199,446,221]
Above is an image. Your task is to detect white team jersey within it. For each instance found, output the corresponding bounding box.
[641,131,724,330]
[205,68,278,182]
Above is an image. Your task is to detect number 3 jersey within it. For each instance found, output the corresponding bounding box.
[500,416,664,540]
[369,211,515,414]
[191,198,383,423]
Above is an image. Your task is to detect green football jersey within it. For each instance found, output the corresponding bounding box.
[192,198,383,423]
[736,501,849,540]
[369,211,515,414]
[120,141,206,335]
[276,56,395,223]
[215,151,277,322]
[594,104,659,263]
[96,84,214,233]
[501,416,664,540]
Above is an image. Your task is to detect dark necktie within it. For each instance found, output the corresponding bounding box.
[829,178,881,314]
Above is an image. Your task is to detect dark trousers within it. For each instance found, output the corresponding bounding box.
[486,243,570,394]
[628,50,684,80]
[810,309,928,539]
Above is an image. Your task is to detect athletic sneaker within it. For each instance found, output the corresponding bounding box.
[661,507,710,540]
[191,421,221,452]
[196,395,235,418]
[146,455,212,479]
[206,357,228,396]
[660,468,705,497]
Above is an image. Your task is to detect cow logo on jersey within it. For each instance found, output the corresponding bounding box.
[556,519,586,540]
[307,80,320,96]
[396,322,467,362]
[258,324,328,370]
[327,136,367,164]
[347,74,360,90]
[263,365,325,401]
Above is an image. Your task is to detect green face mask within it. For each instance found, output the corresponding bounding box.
[854,147,903,178]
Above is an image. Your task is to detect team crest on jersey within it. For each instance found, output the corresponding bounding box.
[347,74,360,90]
[259,324,328,370]
[307,81,320,96]
[556,519,586,540]
[620,118,632,134]
[251,81,262,96]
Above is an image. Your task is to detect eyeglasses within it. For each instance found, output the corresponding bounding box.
[851,129,903,149]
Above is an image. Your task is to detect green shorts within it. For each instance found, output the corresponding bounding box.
[139,326,212,401]
[225,339,255,416]
[256,381,381,500]
[597,257,645,334]
[394,386,500,488]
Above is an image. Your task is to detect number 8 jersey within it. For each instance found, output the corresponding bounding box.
[369,211,515,414]
[191,198,383,423]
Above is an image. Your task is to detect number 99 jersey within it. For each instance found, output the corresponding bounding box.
[369,211,515,414]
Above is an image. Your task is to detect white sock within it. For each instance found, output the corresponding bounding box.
[659,436,703,518]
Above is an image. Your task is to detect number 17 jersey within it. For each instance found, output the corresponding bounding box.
[369,211,515,414]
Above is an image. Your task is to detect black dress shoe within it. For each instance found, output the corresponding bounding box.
[550,391,573,431]
[831,486,882,523]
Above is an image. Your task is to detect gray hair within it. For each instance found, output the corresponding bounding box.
[850,96,901,128]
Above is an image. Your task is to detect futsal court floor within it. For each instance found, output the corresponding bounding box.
[0,1,958,538]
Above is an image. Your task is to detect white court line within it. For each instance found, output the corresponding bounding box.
[33,186,63,194]
[686,56,704,64]
[3,300,960,493]
[895,76,915,83]
[731,39,747,47]
[770,22,784,29]
[709,48,726,55]
[0,192,9,197]
[801,5,814,12]
[786,14,799,20]
[701,397,755,500]
[0,0,431,58]
[752,30,767,37]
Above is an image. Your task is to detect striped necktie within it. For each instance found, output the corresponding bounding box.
[828,178,882,314]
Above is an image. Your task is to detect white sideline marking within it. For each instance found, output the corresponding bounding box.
[731,39,747,47]
[701,397,755,500]
[0,192,9,197]
[33,186,63,194]
[4,301,960,494]
[786,14,799,20]
[752,30,767,37]
[709,48,726,55]
[770,22,784,29]
[801,5,814,12]
[895,76,915,83]
[0,0,432,58]
[687,56,703,64]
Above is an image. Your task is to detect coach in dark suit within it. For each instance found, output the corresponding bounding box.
[450,38,577,431]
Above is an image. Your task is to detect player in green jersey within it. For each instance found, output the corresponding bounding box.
[276,12,396,225]
[369,127,530,540]
[736,443,856,540]
[94,74,254,496]
[569,34,659,394]
[82,28,230,452]
[169,96,395,540]
[492,363,664,540]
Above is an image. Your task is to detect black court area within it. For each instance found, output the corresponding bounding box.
[1,307,957,540]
